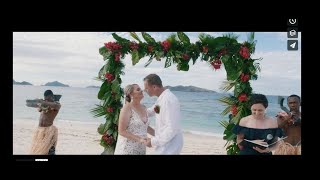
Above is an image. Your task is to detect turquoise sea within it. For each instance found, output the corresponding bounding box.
[13,85,286,136]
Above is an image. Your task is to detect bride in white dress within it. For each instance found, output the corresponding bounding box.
[114,84,155,155]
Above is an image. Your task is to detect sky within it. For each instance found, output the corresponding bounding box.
[13,32,301,96]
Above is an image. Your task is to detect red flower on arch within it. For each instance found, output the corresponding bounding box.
[211,59,222,70]
[238,93,248,102]
[239,46,250,59]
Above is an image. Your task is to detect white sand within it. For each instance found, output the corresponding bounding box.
[13,119,227,155]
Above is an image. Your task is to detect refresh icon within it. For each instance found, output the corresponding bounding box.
[288,19,298,26]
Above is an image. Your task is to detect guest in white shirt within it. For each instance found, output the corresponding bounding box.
[143,74,183,154]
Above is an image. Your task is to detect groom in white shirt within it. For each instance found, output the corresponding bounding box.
[143,74,183,154]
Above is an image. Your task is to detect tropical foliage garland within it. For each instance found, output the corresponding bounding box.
[91,32,261,155]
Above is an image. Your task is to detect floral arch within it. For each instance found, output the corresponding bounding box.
[91,32,261,155]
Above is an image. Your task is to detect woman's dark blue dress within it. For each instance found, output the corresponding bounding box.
[232,124,284,155]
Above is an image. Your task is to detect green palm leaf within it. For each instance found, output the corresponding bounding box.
[177,32,190,45]
[198,33,213,43]
[98,64,107,79]
[223,33,239,41]
[141,32,156,44]
[167,34,177,42]
[91,105,106,118]
[218,120,229,128]
[97,123,105,135]
[93,77,104,82]
[254,62,261,72]
[112,33,130,43]
[224,140,232,147]
[225,134,237,142]
[144,57,153,67]
[219,80,237,92]
[130,32,142,43]
[131,50,140,65]
[247,32,255,44]
[231,105,243,124]
[218,96,236,105]
[221,106,232,116]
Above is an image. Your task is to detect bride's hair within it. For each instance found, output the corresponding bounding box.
[124,84,138,103]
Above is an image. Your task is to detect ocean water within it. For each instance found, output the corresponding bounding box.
[13,85,285,136]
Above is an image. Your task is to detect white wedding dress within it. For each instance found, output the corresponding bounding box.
[114,108,149,155]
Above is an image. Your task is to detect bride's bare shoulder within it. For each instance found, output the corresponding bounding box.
[119,104,133,119]
[121,104,131,112]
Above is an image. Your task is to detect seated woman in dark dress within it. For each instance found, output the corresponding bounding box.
[232,94,284,155]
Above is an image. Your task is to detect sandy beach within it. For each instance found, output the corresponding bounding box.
[13,119,227,155]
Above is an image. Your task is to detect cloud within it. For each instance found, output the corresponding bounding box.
[252,50,301,80]
[13,32,301,96]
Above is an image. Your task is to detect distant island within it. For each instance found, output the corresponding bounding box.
[43,81,69,87]
[165,85,216,93]
[13,79,33,85]
[86,86,100,88]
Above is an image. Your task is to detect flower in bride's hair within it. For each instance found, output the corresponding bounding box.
[154,105,160,114]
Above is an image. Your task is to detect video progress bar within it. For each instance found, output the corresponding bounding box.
[16,159,48,161]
